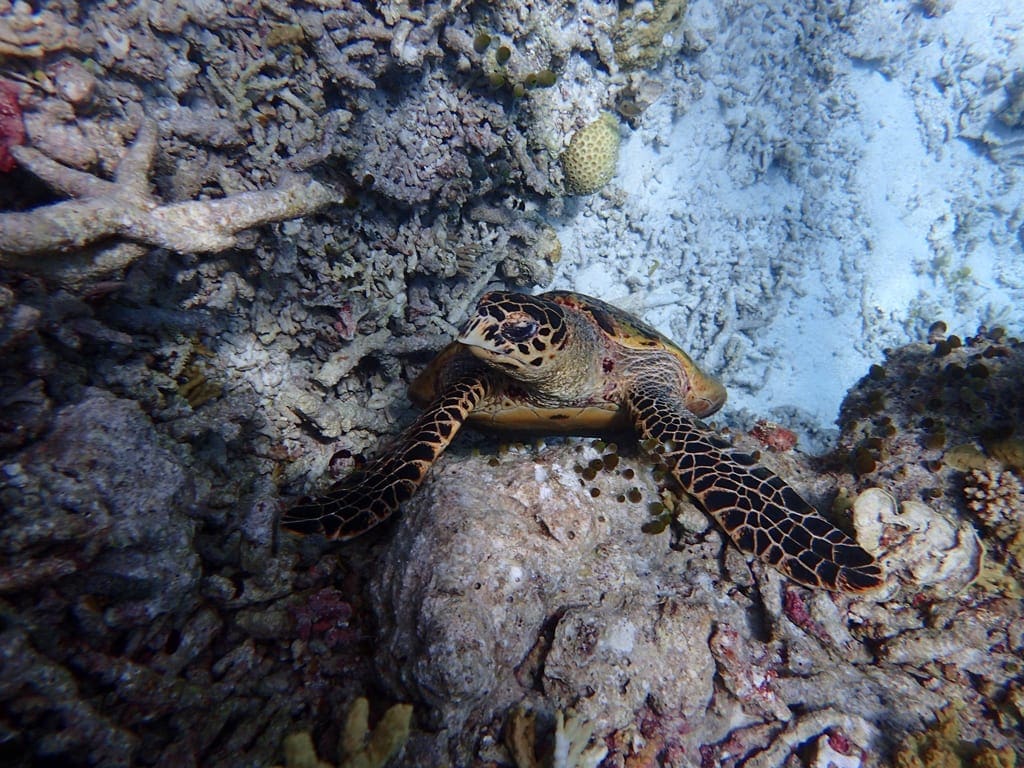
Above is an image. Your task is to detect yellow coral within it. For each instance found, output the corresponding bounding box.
[893,706,1016,768]
[561,114,620,196]
[275,697,412,768]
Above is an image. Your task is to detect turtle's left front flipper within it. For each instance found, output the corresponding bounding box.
[281,375,490,540]
[626,382,883,593]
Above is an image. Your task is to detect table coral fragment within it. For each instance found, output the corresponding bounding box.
[852,487,982,599]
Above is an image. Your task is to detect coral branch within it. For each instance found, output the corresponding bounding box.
[0,119,339,285]
[276,697,412,768]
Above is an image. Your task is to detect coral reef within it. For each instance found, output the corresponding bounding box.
[561,114,621,195]
[350,323,1024,764]
[0,0,625,761]
[0,0,1022,765]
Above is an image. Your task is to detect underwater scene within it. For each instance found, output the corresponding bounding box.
[1,0,1023,765]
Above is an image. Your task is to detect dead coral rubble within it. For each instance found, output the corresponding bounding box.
[0,118,338,286]
[339,72,511,208]
[613,0,691,70]
[0,0,81,58]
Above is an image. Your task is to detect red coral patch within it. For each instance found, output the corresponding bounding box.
[0,80,26,173]
[749,419,798,452]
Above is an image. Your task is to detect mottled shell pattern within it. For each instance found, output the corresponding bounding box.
[410,290,726,433]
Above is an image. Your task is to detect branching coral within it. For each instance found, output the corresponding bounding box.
[276,697,412,768]
[965,468,1024,531]
[299,0,457,83]
[505,705,608,768]
[963,466,1024,594]
[0,118,338,286]
[339,72,508,208]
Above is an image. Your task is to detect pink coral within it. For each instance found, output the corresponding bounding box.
[749,420,798,452]
[0,79,25,172]
[290,587,355,647]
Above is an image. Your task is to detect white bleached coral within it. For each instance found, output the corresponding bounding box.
[964,468,1024,530]
[0,118,337,287]
[852,487,982,599]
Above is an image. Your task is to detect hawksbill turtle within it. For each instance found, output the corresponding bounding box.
[283,290,882,592]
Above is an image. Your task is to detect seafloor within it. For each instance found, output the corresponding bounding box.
[0,0,1023,767]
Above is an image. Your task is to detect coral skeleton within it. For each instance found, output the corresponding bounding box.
[0,118,337,286]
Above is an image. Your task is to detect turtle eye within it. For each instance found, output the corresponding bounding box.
[502,320,538,344]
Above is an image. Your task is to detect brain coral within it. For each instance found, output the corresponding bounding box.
[561,114,621,196]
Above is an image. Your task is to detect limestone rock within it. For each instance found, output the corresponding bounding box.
[1,388,199,625]
[369,441,727,761]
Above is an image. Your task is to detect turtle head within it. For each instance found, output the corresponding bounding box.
[458,291,570,384]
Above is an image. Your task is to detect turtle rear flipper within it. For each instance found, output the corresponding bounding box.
[626,383,883,593]
[282,375,489,540]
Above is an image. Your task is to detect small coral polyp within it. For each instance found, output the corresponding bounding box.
[561,114,621,195]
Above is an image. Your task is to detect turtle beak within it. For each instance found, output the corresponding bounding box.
[458,316,527,375]
[457,315,502,357]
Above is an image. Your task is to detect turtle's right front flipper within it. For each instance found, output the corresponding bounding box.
[282,375,489,540]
